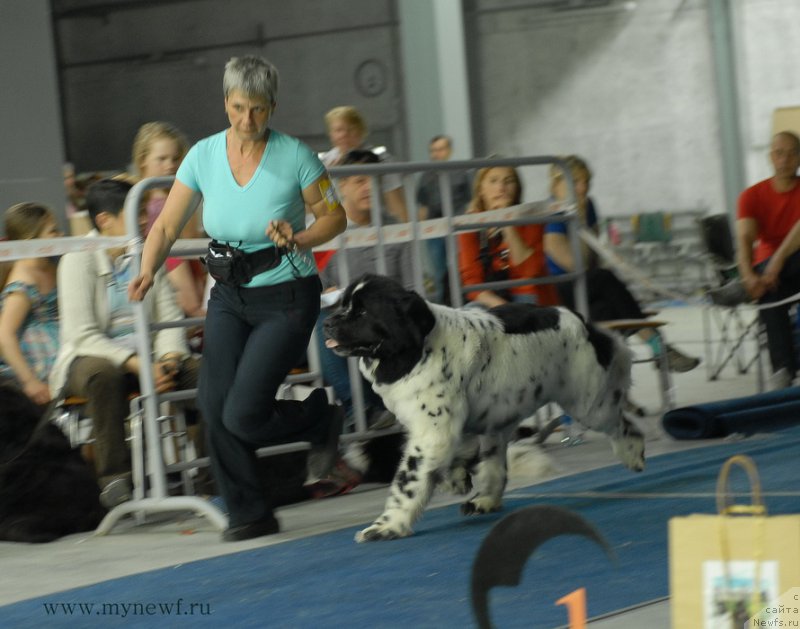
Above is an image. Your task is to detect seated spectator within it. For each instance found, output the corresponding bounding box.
[317,150,414,426]
[130,121,207,320]
[321,105,408,223]
[49,179,199,508]
[733,131,800,389]
[543,155,699,373]
[0,203,61,406]
[458,165,559,308]
[416,134,472,304]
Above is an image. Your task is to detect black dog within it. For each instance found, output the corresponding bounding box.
[0,382,106,543]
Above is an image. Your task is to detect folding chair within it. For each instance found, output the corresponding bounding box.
[697,214,765,387]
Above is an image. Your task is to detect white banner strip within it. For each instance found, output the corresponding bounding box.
[0,200,568,262]
[0,236,132,262]
[319,200,569,251]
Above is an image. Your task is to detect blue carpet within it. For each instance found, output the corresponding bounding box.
[662,386,800,439]
[4,428,800,629]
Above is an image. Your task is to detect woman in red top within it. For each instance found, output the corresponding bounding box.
[458,165,559,308]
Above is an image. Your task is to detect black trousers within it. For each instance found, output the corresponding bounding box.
[198,276,325,527]
[756,250,800,377]
[556,267,645,322]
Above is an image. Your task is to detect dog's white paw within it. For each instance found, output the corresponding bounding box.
[354,521,412,543]
[460,496,502,516]
[613,433,645,472]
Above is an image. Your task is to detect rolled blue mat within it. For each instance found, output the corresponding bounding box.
[661,386,800,439]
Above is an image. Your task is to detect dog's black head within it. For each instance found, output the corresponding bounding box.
[323,274,436,383]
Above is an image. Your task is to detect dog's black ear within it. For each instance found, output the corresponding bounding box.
[403,289,435,343]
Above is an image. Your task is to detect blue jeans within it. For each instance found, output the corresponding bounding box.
[426,237,448,304]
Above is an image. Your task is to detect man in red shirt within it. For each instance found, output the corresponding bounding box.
[735,131,800,387]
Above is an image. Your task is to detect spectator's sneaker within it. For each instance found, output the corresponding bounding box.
[767,368,793,391]
[708,280,749,306]
[99,477,132,509]
[305,459,363,499]
[661,345,701,373]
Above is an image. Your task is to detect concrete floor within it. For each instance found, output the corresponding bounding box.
[0,303,766,627]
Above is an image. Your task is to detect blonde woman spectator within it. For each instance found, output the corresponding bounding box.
[321,105,407,222]
[0,203,61,405]
[458,165,559,309]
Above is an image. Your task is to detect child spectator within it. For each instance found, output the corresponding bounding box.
[0,203,61,406]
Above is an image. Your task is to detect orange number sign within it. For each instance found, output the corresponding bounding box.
[556,587,587,629]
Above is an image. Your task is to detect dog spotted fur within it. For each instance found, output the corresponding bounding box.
[323,274,644,542]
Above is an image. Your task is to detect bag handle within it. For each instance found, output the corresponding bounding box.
[716,454,766,516]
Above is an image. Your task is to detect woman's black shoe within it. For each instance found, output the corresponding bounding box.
[306,403,344,481]
[222,515,280,542]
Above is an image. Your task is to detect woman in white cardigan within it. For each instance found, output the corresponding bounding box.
[50,179,195,509]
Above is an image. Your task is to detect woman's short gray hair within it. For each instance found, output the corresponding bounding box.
[223,55,279,104]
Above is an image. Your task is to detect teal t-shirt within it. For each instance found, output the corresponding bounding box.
[177,129,325,287]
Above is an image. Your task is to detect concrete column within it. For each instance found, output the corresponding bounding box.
[707,0,746,216]
[0,0,67,235]
[398,0,474,161]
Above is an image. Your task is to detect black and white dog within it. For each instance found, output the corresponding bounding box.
[323,274,644,543]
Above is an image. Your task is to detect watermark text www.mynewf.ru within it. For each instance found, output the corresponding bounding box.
[42,599,211,618]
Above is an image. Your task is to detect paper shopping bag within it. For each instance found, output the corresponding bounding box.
[668,455,800,629]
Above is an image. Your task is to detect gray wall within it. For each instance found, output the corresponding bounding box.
[468,0,726,216]
[0,0,67,235]
[54,0,406,172]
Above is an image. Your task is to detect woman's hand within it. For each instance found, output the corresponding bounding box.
[128,271,155,302]
[266,220,297,250]
[24,378,51,406]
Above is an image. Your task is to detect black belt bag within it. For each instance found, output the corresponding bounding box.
[202,240,286,286]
